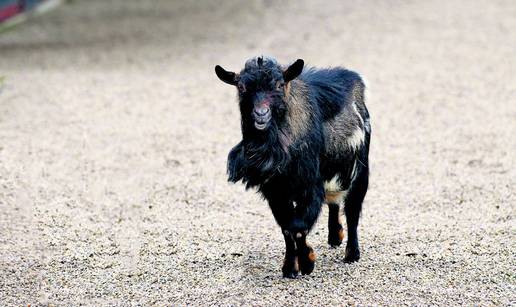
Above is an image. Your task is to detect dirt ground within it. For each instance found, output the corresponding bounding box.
[0,0,514,305]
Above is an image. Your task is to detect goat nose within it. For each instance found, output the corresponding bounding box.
[254,107,270,117]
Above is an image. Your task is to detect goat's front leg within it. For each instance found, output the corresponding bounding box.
[281,230,299,278]
[281,229,315,276]
[293,232,316,275]
[266,197,300,278]
[286,184,324,275]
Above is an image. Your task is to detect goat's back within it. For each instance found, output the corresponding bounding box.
[300,67,369,156]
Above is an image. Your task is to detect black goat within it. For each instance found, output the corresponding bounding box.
[215,56,370,278]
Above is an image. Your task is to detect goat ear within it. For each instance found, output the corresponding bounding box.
[283,59,304,82]
[215,65,238,86]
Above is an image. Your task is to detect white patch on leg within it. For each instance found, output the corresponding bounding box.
[342,189,348,199]
[324,175,348,203]
[324,175,341,192]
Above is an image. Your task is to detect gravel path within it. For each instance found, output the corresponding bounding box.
[0,0,514,305]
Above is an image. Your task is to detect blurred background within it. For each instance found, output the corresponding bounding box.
[0,0,514,305]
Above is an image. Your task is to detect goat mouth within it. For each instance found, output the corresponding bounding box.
[254,121,269,130]
[254,114,271,130]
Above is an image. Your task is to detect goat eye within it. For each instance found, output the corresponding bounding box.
[276,81,285,90]
[237,83,246,93]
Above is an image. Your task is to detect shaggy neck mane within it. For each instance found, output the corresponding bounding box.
[233,123,291,188]
[227,80,311,188]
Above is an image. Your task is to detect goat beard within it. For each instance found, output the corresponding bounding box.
[227,122,292,189]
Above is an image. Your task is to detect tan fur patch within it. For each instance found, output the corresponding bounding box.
[325,191,345,204]
[285,80,311,140]
[284,81,291,96]
[338,228,345,242]
[307,249,316,262]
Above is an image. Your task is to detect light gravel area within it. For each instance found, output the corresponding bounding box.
[0,0,515,305]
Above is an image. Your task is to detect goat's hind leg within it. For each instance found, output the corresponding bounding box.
[325,176,346,247]
[343,161,368,262]
[327,201,345,247]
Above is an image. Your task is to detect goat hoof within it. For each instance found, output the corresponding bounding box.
[299,259,315,275]
[282,270,299,279]
[344,245,360,263]
[328,226,344,247]
[282,256,299,279]
[298,247,316,275]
